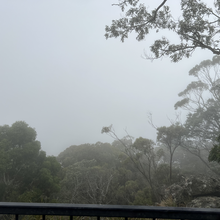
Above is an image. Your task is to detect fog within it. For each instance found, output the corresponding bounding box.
[0,0,214,156]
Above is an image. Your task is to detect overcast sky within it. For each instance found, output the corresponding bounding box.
[0,0,214,156]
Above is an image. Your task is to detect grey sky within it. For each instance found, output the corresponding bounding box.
[0,0,214,156]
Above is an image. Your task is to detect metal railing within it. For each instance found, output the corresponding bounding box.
[0,202,220,220]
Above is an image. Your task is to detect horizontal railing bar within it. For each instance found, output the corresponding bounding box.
[0,202,219,220]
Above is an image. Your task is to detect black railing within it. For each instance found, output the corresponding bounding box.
[0,202,220,220]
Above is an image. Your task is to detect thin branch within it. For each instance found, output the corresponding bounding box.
[150,0,167,22]
[135,0,168,28]
[112,0,127,7]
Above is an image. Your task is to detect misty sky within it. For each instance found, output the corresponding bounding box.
[0,0,214,156]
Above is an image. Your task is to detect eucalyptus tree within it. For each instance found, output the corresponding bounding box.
[105,0,220,62]
[173,56,220,175]
[157,123,186,183]
[101,125,163,201]
[175,55,220,112]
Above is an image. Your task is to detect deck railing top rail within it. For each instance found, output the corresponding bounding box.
[0,202,220,220]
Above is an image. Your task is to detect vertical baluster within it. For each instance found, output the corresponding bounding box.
[70,216,73,220]
[97,216,100,220]
[15,214,18,220]
[42,215,46,220]
[125,217,128,220]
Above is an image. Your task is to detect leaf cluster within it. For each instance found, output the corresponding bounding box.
[106,0,220,61]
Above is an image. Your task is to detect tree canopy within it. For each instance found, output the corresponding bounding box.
[171,55,220,173]
[0,121,61,202]
[157,124,186,182]
[105,0,220,62]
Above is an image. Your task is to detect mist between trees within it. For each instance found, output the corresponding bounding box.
[1,55,220,205]
[2,0,220,209]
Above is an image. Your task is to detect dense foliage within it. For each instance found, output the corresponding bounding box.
[0,121,61,202]
[1,113,219,205]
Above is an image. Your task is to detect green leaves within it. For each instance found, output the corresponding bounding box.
[106,0,220,61]
[0,121,61,202]
[9,121,37,147]
[133,137,155,154]
[157,124,187,145]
